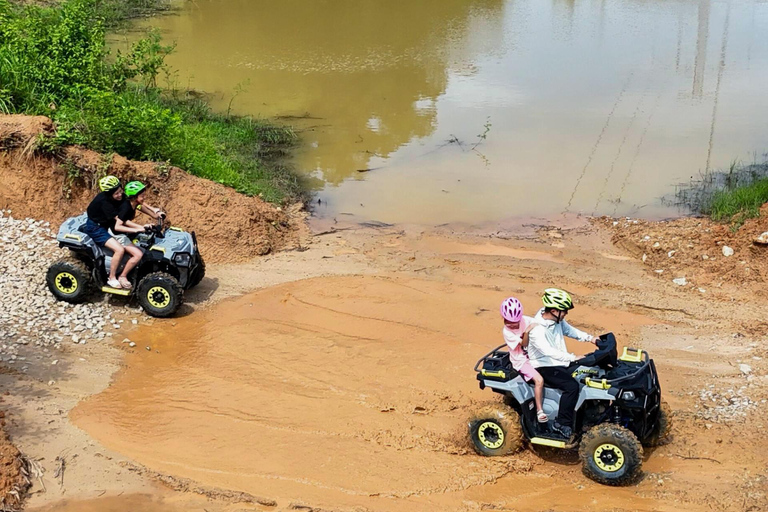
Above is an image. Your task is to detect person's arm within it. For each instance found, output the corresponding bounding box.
[561,319,594,343]
[124,219,149,230]
[528,326,576,363]
[520,322,537,348]
[503,329,522,351]
[114,216,145,235]
[137,204,164,220]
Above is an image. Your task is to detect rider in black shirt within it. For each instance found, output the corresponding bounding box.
[82,176,145,290]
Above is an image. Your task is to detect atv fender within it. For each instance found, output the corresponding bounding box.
[483,377,534,406]
[575,387,616,411]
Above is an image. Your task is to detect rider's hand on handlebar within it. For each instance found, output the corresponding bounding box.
[143,224,154,231]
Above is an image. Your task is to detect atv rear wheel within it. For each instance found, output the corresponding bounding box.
[137,272,183,318]
[46,257,91,303]
[468,404,523,456]
[644,400,673,447]
[579,424,643,486]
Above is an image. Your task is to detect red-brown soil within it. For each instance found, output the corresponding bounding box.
[602,208,768,301]
[0,114,307,263]
[0,410,28,511]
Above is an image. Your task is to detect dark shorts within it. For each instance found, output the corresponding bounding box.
[81,218,113,246]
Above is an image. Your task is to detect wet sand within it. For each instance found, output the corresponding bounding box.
[71,275,651,510]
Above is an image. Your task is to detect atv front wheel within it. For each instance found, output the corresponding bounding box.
[644,400,673,447]
[46,257,91,303]
[579,424,643,486]
[137,272,183,318]
[468,404,523,456]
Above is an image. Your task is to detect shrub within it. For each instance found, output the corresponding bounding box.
[0,0,305,204]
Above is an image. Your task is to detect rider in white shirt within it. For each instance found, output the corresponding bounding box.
[527,288,597,440]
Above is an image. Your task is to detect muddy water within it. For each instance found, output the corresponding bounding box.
[72,276,653,511]
[128,0,768,223]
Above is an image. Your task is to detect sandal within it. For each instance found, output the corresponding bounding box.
[537,410,549,423]
[107,278,122,289]
[118,277,133,290]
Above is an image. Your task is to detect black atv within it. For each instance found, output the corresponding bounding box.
[469,333,671,485]
[46,213,205,317]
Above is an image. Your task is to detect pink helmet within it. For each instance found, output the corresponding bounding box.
[500,297,523,322]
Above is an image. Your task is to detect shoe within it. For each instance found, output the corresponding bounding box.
[118,277,132,289]
[107,278,122,289]
[551,421,573,440]
[537,410,549,423]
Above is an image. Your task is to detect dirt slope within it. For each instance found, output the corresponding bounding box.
[0,114,307,263]
[603,209,768,304]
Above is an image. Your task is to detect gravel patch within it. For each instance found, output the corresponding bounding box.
[694,383,765,423]
[0,210,140,372]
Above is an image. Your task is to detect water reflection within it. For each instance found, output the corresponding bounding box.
[142,0,504,184]
[135,0,768,224]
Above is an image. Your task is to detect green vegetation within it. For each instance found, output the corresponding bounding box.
[676,160,768,228]
[0,0,305,203]
[708,177,768,225]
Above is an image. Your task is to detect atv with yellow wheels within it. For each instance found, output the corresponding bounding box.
[469,333,670,486]
[46,214,204,318]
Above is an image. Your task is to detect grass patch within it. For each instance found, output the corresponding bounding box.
[0,0,306,204]
[675,159,768,228]
[708,177,768,225]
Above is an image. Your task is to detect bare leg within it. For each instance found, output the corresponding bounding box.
[120,245,143,278]
[533,373,545,414]
[103,238,125,281]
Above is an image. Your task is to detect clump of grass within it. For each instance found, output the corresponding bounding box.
[708,177,768,226]
[0,0,306,204]
[674,159,768,228]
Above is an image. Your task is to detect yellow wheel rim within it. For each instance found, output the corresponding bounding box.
[593,443,625,472]
[55,272,78,294]
[477,421,505,449]
[147,286,171,308]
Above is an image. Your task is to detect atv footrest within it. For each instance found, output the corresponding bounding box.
[530,436,577,449]
[101,286,131,296]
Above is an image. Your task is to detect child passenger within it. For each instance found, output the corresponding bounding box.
[500,297,548,423]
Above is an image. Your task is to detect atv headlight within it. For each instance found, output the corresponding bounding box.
[173,252,191,267]
[621,391,636,401]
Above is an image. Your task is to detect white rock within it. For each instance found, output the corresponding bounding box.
[129,342,136,347]
[754,232,768,245]
[722,246,734,257]
[668,250,676,258]
[673,277,687,286]
[642,253,647,263]
[739,364,752,375]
